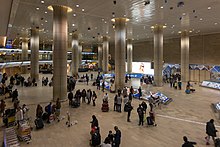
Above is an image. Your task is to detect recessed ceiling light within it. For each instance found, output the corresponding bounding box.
[73,13,76,17]
[102,19,104,21]
[104,21,107,23]
[208,6,211,10]
[182,13,186,16]
[45,20,48,23]
[76,4,79,8]
[72,24,75,26]
[189,30,192,33]
[199,18,203,21]
[95,27,97,29]
[214,22,218,25]
[178,31,182,34]
[36,7,39,10]
[160,6,163,9]
[45,11,47,14]
[41,24,43,26]
[41,1,44,4]
[82,8,85,12]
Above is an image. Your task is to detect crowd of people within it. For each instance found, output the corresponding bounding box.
[0,71,218,146]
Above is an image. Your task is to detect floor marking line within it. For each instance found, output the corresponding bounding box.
[157,114,220,128]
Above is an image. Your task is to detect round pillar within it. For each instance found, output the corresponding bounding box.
[98,43,103,69]
[114,18,127,90]
[30,28,39,81]
[127,39,133,73]
[153,25,163,87]
[71,33,79,76]
[102,36,109,73]
[181,31,189,82]
[52,5,68,101]
[78,42,82,66]
[21,38,28,73]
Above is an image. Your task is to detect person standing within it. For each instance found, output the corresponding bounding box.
[102,81,105,92]
[87,89,92,104]
[138,87,142,99]
[81,89,86,103]
[137,104,144,126]
[113,126,121,147]
[205,119,218,145]
[36,104,43,118]
[92,91,97,106]
[103,93,109,102]
[141,101,147,114]
[55,98,61,122]
[86,74,89,85]
[90,115,99,129]
[68,91,74,106]
[182,136,197,147]
[114,94,118,111]
[12,89,18,102]
[126,101,133,122]
[117,94,122,112]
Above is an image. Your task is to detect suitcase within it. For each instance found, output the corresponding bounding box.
[146,117,154,126]
[42,113,48,121]
[101,102,109,112]
[35,118,44,129]
[215,138,220,147]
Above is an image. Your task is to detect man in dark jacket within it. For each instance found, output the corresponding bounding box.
[205,119,218,145]
[182,136,197,147]
[114,126,121,147]
[137,104,144,126]
[68,91,73,106]
[126,101,133,122]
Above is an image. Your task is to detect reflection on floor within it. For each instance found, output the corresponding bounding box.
[1,72,220,147]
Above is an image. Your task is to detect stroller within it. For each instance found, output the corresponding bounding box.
[3,109,16,127]
[90,127,101,146]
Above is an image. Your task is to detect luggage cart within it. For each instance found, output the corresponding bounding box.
[17,120,31,144]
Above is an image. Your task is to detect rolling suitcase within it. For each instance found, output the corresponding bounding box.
[215,138,220,147]
[35,118,44,129]
[146,116,154,126]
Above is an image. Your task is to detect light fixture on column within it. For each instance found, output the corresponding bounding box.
[48,5,72,12]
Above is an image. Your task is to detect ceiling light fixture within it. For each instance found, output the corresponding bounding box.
[182,13,186,16]
[73,13,76,16]
[199,18,203,21]
[36,7,39,10]
[45,20,48,23]
[72,24,75,26]
[82,8,85,12]
[76,4,80,8]
[45,11,47,14]
[41,1,44,4]
[160,6,164,9]
[208,6,211,10]
[214,22,218,25]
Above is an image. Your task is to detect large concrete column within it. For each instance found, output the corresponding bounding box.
[53,5,68,101]
[153,25,163,86]
[21,38,29,73]
[114,18,127,90]
[78,42,82,66]
[0,36,6,47]
[71,33,79,76]
[102,36,109,73]
[127,39,133,73]
[98,43,103,69]
[181,31,189,82]
[30,28,39,81]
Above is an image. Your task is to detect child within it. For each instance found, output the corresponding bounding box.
[66,111,72,127]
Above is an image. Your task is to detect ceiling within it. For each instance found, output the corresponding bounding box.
[6,0,220,45]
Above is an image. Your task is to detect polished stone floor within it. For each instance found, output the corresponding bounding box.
[1,72,220,147]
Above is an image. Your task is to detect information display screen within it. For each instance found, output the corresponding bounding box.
[127,62,154,75]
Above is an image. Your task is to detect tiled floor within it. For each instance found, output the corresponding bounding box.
[1,72,220,147]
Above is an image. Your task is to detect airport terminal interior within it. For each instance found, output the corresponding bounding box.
[1,0,220,147]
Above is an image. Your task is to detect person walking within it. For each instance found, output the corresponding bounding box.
[102,81,105,92]
[137,104,144,126]
[36,104,43,118]
[205,119,218,145]
[126,101,133,122]
[86,74,89,85]
[182,136,197,147]
[113,126,121,147]
[92,91,97,106]
[138,87,142,99]
[90,115,99,129]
